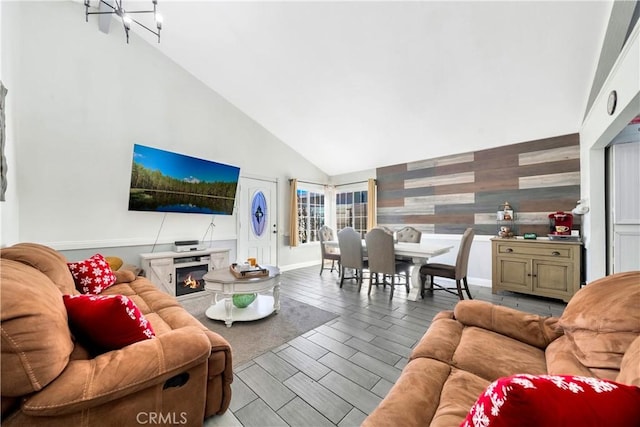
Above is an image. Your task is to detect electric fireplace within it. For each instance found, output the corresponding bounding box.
[174,255,210,297]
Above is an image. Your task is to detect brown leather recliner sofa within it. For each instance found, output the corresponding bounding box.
[363,271,640,426]
[1,243,233,426]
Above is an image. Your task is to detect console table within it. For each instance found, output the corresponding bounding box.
[140,248,229,298]
[491,238,582,302]
[203,265,280,327]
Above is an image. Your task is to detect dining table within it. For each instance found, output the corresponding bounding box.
[324,240,453,301]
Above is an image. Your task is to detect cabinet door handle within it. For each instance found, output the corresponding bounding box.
[551,251,560,256]
[169,273,173,283]
[505,248,513,253]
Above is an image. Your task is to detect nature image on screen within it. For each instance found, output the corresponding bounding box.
[128,144,240,215]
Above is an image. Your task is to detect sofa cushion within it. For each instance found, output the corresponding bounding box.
[63,294,155,351]
[558,271,640,371]
[1,259,74,396]
[453,300,562,349]
[545,336,596,378]
[0,242,76,294]
[67,254,117,294]
[104,256,124,271]
[617,336,640,386]
[452,327,548,382]
[462,374,640,427]
[432,368,489,426]
[361,358,453,427]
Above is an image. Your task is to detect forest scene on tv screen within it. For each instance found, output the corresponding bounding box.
[128,144,240,215]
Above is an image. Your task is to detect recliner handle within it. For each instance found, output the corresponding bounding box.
[163,372,190,389]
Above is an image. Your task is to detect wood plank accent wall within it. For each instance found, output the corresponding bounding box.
[376,134,581,236]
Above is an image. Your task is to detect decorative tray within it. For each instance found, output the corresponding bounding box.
[547,234,581,241]
[229,263,269,279]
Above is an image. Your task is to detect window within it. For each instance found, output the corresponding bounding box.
[297,188,325,244]
[336,190,368,238]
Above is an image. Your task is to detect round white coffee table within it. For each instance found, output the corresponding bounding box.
[203,265,280,327]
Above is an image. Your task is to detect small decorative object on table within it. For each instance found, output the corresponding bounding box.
[497,202,517,237]
[232,293,257,308]
[230,263,269,278]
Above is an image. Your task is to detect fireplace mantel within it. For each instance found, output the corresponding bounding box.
[140,248,230,299]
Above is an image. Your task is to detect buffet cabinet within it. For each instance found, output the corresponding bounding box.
[491,238,582,302]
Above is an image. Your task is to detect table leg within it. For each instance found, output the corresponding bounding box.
[224,297,233,327]
[273,280,281,313]
[407,257,427,301]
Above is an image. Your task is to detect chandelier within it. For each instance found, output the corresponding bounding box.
[84,0,163,44]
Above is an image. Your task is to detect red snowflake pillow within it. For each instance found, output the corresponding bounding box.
[67,253,117,294]
[461,374,640,427]
[63,294,155,351]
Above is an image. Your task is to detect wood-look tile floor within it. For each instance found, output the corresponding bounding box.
[204,265,566,427]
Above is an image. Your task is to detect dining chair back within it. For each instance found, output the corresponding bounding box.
[365,228,411,299]
[395,226,422,262]
[319,225,340,275]
[419,227,475,300]
[396,226,422,243]
[337,227,367,290]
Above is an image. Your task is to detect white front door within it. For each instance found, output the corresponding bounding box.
[609,140,640,273]
[237,177,278,266]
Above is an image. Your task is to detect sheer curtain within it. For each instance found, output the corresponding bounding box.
[367,178,377,231]
[289,178,299,247]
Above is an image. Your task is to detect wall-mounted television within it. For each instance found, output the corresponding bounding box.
[128,144,240,215]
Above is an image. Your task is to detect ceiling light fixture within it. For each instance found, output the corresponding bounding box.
[84,0,163,44]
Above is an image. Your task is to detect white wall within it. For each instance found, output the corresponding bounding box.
[580,21,639,282]
[2,1,327,269]
[0,0,20,246]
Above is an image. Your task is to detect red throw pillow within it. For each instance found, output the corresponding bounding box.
[67,253,117,294]
[461,374,640,427]
[63,294,155,351]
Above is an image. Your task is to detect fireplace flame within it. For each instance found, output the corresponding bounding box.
[183,275,199,289]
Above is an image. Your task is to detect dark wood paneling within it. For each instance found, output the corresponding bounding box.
[376,133,580,235]
[376,180,405,192]
[378,198,404,208]
[377,164,407,175]
[433,161,475,176]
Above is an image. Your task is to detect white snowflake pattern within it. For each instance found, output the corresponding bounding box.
[125,306,136,320]
[90,261,98,268]
[511,377,536,389]
[93,284,103,293]
[471,402,491,427]
[80,276,93,286]
[98,258,108,266]
[78,265,89,274]
[143,329,154,338]
[139,317,149,328]
[574,376,618,393]
[68,263,78,270]
[489,386,508,416]
[92,267,103,277]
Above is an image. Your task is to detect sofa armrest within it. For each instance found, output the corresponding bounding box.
[22,327,211,416]
[453,300,562,349]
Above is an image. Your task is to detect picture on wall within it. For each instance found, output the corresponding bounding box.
[128,144,240,215]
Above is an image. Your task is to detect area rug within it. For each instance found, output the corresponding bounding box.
[181,296,338,366]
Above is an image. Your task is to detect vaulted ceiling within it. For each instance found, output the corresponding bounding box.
[128,1,612,176]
